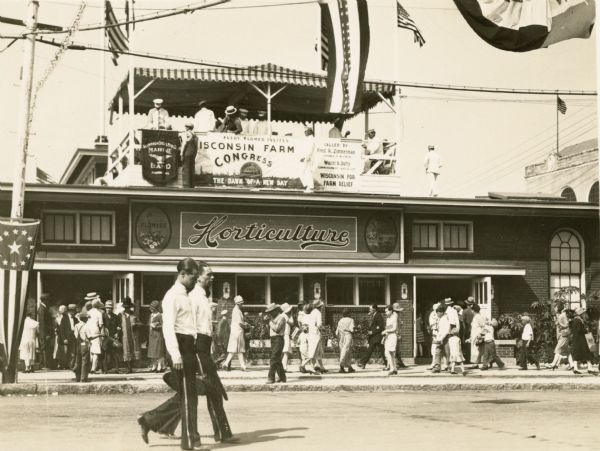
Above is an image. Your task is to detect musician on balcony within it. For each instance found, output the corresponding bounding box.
[146,98,171,130]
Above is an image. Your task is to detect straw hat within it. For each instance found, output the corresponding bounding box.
[84,292,99,302]
[221,310,228,316]
[149,300,160,312]
[67,304,77,311]
[465,296,475,305]
[265,303,281,314]
[234,295,244,305]
[153,98,163,105]
[392,302,403,312]
[281,303,293,314]
[184,122,194,130]
[444,298,453,306]
[105,300,114,308]
[225,105,237,115]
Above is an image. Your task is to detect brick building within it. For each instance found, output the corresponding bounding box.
[2,183,597,361]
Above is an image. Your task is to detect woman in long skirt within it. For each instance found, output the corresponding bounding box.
[336,309,355,373]
[382,305,398,376]
[546,301,573,369]
[147,301,166,372]
[19,312,39,373]
[222,296,248,371]
[570,307,596,374]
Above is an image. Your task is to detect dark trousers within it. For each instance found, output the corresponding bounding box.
[268,336,286,383]
[74,345,90,382]
[182,155,195,188]
[142,334,198,450]
[519,340,539,369]
[481,342,504,368]
[40,338,55,369]
[361,337,385,366]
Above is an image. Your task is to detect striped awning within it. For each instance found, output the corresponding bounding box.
[109,63,395,123]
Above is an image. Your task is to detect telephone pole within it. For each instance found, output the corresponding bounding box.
[2,0,38,385]
[11,0,38,220]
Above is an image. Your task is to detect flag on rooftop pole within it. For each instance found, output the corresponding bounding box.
[105,0,129,66]
[0,219,40,376]
[453,0,595,52]
[557,96,567,114]
[319,0,370,114]
[396,1,425,46]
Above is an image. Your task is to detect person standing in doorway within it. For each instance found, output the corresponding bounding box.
[424,145,442,197]
[102,300,122,374]
[222,296,247,371]
[431,304,450,373]
[180,123,198,188]
[37,293,55,370]
[358,304,385,370]
[56,305,71,370]
[66,304,79,371]
[469,304,486,369]
[265,304,287,384]
[428,303,440,369]
[137,258,200,450]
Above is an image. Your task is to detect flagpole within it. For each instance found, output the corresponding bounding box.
[98,3,106,144]
[556,93,559,156]
[393,1,402,187]
[127,0,135,164]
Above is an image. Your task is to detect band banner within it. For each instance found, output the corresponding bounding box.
[140,129,180,185]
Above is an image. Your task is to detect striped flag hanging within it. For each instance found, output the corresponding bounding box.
[319,0,370,114]
[557,96,567,114]
[453,0,595,52]
[0,219,40,373]
[105,0,129,66]
[397,1,425,47]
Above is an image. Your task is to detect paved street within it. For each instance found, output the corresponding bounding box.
[1,391,599,451]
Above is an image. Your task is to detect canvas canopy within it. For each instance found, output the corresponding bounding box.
[109,63,396,123]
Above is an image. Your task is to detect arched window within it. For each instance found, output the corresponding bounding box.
[560,187,577,202]
[588,181,599,204]
[550,230,584,307]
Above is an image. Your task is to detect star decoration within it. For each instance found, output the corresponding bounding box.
[21,230,27,236]
[12,229,18,235]
[11,262,16,268]
[29,245,34,250]
[27,236,32,242]
[2,231,8,236]
[8,241,21,255]
[2,260,7,265]
[26,254,31,259]
[0,237,2,242]
[20,261,26,267]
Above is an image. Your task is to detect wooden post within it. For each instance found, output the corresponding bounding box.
[127,0,135,164]
[267,82,272,135]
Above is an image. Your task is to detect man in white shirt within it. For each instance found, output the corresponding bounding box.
[146,98,171,130]
[249,110,269,135]
[431,305,450,373]
[238,108,250,134]
[193,100,215,133]
[362,129,382,174]
[518,315,540,370]
[424,145,442,197]
[138,258,200,450]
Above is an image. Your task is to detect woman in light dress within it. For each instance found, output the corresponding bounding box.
[147,300,166,372]
[469,303,485,369]
[281,303,294,371]
[19,312,39,373]
[335,309,355,373]
[87,298,105,373]
[382,305,398,376]
[222,296,248,371]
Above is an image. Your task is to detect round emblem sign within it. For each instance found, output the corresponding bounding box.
[135,207,171,254]
[365,214,397,259]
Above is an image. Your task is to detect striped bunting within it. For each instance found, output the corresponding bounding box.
[397,1,425,46]
[557,96,567,115]
[0,219,40,373]
[105,0,129,66]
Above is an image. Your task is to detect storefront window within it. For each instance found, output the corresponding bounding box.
[271,276,300,304]
[81,213,113,244]
[236,275,266,305]
[550,229,583,307]
[358,277,386,306]
[327,277,354,305]
[43,213,76,243]
[142,274,175,306]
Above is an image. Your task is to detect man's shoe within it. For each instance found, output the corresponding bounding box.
[432,369,441,374]
[137,416,150,445]
[357,363,365,369]
[299,366,307,373]
[347,366,356,373]
[221,437,240,443]
[339,367,346,373]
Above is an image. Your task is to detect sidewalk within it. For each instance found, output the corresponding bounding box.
[3,364,600,395]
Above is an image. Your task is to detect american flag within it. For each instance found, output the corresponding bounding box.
[105,0,129,66]
[0,219,40,373]
[397,1,425,47]
[557,96,567,114]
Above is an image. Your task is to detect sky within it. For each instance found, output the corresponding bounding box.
[0,0,597,197]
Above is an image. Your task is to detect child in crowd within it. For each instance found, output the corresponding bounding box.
[519,315,540,370]
[480,318,505,370]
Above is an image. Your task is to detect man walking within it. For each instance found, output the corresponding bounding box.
[424,145,442,197]
[358,304,385,369]
[138,258,200,450]
[265,303,287,384]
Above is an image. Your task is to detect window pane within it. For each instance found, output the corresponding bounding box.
[560,261,571,273]
[572,262,580,274]
[236,276,266,305]
[458,226,467,249]
[101,216,111,242]
[428,225,437,248]
[551,261,560,273]
[81,215,91,241]
[55,215,64,241]
[90,216,100,241]
[358,277,386,306]
[271,276,300,304]
[327,277,354,305]
[412,225,421,248]
[64,215,75,241]
[551,248,560,260]
[443,224,470,251]
[44,216,55,241]
[560,247,570,260]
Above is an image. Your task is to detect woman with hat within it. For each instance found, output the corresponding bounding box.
[307,299,327,374]
[86,295,105,374]
[570,307,596,374]
[217,106,242,134]
[148,300,166,373]
[221,296,248,371]
[280,303,294,371]
[335,309,355,373]
[382,305,399,376]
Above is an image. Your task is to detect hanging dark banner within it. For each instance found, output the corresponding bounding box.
[140,129,180,185]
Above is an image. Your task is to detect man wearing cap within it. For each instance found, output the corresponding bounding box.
[249,110,269,135]
[265,303,287,384]
[180,123,198,188]
[424,145,442,197]
[217,106,243,134]
[193,100,215,133]
[190,261,234,443]
[147,99,170,130]
[138,258,201,450]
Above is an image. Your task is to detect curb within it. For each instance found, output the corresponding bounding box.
[3,380,600,395]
